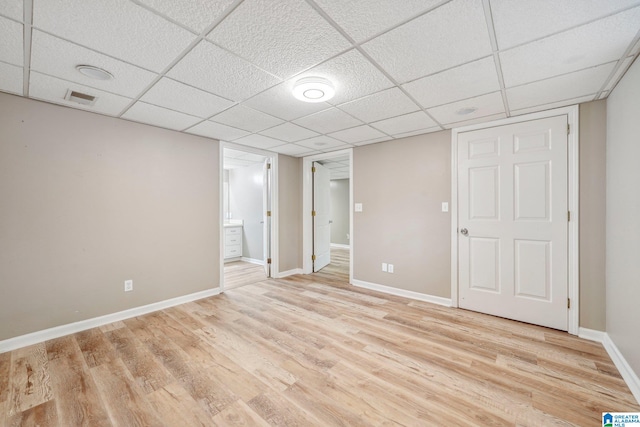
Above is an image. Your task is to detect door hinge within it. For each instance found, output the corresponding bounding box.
[567,124,570,135]
[267,163,271,169]
[312,210,316,217]
[568,211,571,221]
[312,166,316,173]
[567,298,571,309]
[266,211,271,217]
[267,258,271,264]
[312,254,316,261]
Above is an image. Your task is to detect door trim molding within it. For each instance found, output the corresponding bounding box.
[450,106,580,335]
[220,142,279,290]
[302,149,353,283]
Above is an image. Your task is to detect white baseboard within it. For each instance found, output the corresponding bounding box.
[330,243,350,249]
[602,333,640,404]
[578,327,607,343]
[577,328,639,404]
[351,279,452,307]
[0,287,221,354]
[274,268,303,278]
[241,257,264,265]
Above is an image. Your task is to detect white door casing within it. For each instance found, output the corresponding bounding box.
[313,161,331,272]
[457,115,569,330]
[263,159,271,277]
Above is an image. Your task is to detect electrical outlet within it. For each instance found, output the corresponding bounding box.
[388,264,394,273]
[382,262,388,272]
[124,279,133,292]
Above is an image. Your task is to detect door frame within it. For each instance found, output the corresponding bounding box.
[450,105,580,335]
[219,141,279,292]
[302,149,353,283]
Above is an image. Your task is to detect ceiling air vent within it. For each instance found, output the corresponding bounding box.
[64,89,97,106]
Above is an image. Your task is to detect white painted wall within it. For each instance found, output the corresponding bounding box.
[229,163,264,261]
[606,57,640,377]
[330,179,350,245]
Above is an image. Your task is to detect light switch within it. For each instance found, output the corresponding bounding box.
[442,202,449,212]
[354,203,363,212]
[382,263,388,272]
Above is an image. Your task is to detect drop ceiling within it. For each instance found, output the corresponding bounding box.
[1,0,639,157]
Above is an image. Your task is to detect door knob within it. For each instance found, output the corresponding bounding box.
[460,228,468,236]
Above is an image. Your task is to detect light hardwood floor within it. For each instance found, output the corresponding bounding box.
[224,260,268,290]
[2,248,638,426]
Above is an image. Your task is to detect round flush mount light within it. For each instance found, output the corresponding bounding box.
[76,65,114,81]
[456,107,477,116]
[292,77,335,103]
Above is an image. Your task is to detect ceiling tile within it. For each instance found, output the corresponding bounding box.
[234,134,285,150]
[329,125,386,143]
[141,78,233,119]
[135,0,237,33]
[362,0,492,83]
[29,72,132,116]
[506,63,615,110]
[293,107,362,134]
[338,87,419,123]
[243,81,330,121]
[313,0,443,43]
[426,91,505,124]
[0,15,23,66]
[442,112,507,129]
[0,62,22,94]
[167,40,281,101]
[121,101,201,131]
[185,120,250,141]
[33,0,196,72]
[30,31,157,98]
[269,143,316,157]
[500,7,640,87]
[210,105,284,133]
[392,127,441,139]
[299,49,394,105]
[0,0,23,21]
[491,0,640,50]
[370,111,438,135]
[402,56,500,108]
[511,96,596,117]
[296,135,351,151]
[260,122,319,142]
[352,136,391,146]
[207,0,351,79]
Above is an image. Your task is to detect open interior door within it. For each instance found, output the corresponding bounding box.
[313,161,331,272]
[263,159,271,277]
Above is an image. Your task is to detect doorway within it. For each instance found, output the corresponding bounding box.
[451,106,579,334]
[221,145,276,290]
[303,149,353,281]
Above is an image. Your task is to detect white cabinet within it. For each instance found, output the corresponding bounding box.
[224,225,243,260]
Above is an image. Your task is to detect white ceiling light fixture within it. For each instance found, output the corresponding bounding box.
[456,107,477,115]
[76,65,114,81]
[292,77,335,103]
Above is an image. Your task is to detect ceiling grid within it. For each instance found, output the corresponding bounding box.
[0,0,638,159]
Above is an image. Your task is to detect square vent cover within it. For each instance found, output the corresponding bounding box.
[64,89,97,106]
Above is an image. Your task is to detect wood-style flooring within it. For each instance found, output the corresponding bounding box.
[1,248,638,426]
[224,260,267,290]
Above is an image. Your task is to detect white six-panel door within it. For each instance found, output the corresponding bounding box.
[313,161,331,272]
[458,115,568,330]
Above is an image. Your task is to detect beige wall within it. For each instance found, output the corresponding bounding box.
[579,100,607,331]
[353,131,451,297]
[606,58,640,376]
[330,179,350,246]
[0,93,220,341]
[277,154,302,272]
